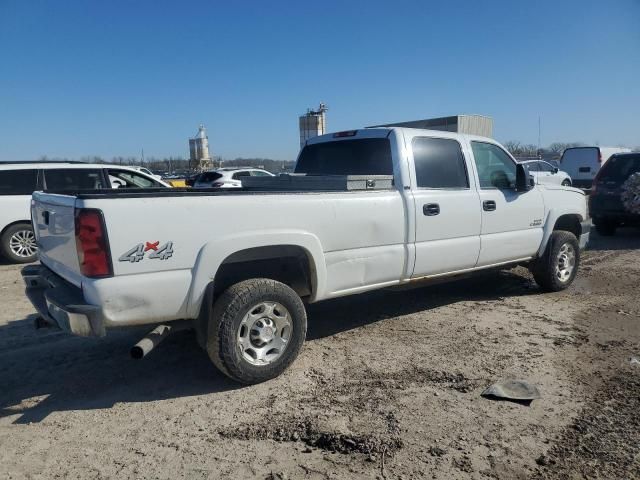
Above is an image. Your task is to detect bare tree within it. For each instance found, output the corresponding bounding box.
[503,141,523,155]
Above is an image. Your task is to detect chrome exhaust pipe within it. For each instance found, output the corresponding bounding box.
[130,321,190,359]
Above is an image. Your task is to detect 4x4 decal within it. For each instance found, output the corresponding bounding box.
[119,241,174,262]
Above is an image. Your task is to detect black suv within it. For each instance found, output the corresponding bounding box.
[589,153,640,236]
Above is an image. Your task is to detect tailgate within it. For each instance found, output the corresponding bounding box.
[32,191,83,287]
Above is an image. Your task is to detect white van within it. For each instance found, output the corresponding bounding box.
[560,146,632,189]
[0,162,170,264]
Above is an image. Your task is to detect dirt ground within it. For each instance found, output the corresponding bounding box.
[1,229,639,480]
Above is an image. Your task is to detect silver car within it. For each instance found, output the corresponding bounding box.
[193,168,274,189]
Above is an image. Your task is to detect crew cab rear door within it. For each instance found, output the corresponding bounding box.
[407,131,482,276]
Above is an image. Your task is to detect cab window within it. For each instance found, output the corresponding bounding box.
[471,142,517,189]
[412,137,469,189]
[108,169,160,188]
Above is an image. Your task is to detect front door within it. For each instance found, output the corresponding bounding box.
[410,135,482,277]
[469,141,544,267]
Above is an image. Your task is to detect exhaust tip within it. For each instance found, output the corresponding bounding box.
[130,345,145,359]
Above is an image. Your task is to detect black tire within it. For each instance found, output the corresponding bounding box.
[561,179,572,186]
[206,278,307,384]
[0,223,38,264]
[594,220,617,236]
[530,230,580,292]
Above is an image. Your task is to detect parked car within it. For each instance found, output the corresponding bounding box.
[23,128,589,384]
[560,146,632,189]
[0,162,169,264]
[192,168,274,188]
[520,160,572,186]
[131,166,163,181]
[589,153,640,236]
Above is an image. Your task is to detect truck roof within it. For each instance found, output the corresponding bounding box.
[306,127,495,145]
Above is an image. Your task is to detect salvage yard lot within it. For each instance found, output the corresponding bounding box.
[1,231,639,479]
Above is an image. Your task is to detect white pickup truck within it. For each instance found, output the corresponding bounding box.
[23,128,590,384]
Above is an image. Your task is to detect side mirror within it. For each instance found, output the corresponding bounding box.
[553,167,559,174]
[515,163,534,192]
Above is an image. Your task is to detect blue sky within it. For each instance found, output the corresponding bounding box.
[1,0,638,161]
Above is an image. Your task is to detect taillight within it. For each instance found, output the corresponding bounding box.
[75,209,112,278]
[598,151,603,164]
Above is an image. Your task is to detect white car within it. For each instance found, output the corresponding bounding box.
[193,168,274,188]
[24,128,589,384]
[132,166,163,181]
[0,162,169,263]
[520,160,572,187]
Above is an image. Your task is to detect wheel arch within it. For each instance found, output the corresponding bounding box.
[537,212,584,257]
[186,231,326,320]
[1,219,32,238]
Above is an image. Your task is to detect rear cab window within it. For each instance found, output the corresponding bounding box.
[295,138,393,175]
[0,169,39,195]
[44,169,106,190]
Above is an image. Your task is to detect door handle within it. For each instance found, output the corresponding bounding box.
[423,203,440,216]
[483,200,496,211]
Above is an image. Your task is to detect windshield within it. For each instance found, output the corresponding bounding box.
[295,138,393,175]
[597,155,640,182]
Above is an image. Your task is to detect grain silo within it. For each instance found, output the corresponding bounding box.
[299,103,327,149]
[189,124,213,171]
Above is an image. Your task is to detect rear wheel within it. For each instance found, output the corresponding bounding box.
[594,219,617,236]
[206,278,307,384]
[530,231,580,292]
[0,223,38,264]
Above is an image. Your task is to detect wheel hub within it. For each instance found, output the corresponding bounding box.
[237,301,292,366]
[555,242,575,283]
[9,230,37,258]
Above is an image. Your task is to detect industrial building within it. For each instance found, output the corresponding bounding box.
[369,114,493,137]
[299,103,327,149]
[189,124,213,171]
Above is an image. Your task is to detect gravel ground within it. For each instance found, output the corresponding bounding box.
[1,229,639,479]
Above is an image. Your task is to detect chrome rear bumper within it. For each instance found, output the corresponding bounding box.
[22,264,104,337]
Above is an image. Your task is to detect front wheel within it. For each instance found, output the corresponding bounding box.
[561,179,572,186]
[530,231,580,292]
[0,223,38,264]
[207,278,307,384]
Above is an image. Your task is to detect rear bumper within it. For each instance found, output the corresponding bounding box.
[22,264,104,337]
[579,220,591,251]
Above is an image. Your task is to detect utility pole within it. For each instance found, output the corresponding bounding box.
[537,116,541,157]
